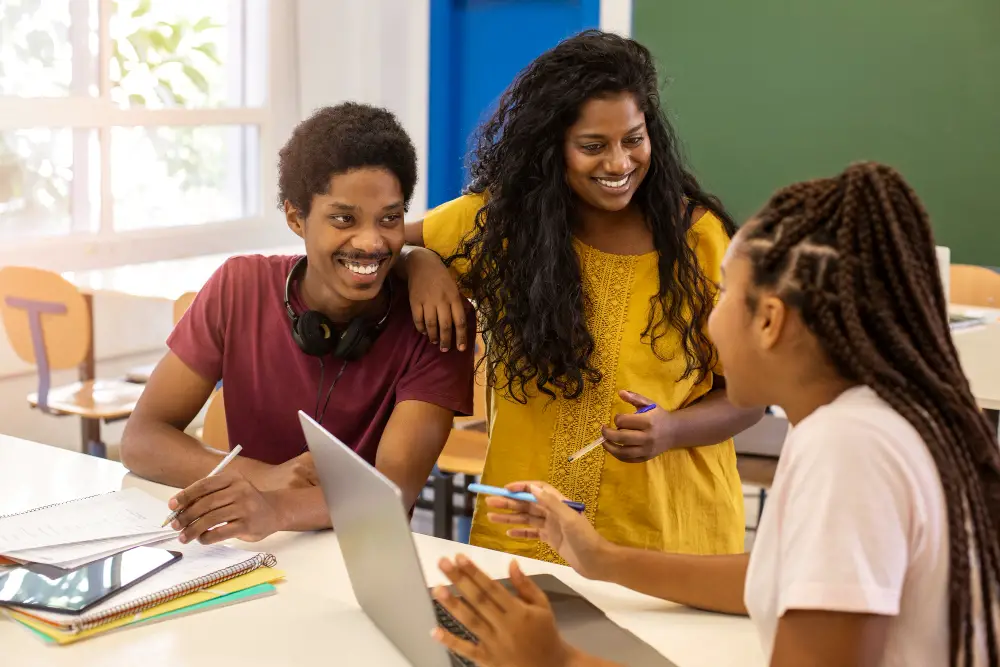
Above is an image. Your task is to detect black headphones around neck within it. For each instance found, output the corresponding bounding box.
[283,256,392,360]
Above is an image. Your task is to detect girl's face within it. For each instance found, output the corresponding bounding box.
[708,230,784,408]
[563,92,651,213]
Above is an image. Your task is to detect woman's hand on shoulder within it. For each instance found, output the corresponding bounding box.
[399,246,469,352]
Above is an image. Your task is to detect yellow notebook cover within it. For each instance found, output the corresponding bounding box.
[8,566,284,645]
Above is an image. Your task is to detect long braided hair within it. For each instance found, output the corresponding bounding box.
[743,162,1000,666]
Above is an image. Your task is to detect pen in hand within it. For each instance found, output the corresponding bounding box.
[161,444,242,528]
[567,403,657,463]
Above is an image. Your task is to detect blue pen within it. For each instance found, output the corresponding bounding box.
[567,403,657,462]
[467,483,586,513]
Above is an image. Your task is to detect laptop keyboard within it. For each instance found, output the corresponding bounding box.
[433,599,478,667]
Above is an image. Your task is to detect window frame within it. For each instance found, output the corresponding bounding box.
[0,0,286,273]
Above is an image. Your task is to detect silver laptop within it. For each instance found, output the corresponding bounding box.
[299,410,678,667]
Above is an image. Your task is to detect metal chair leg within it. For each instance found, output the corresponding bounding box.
[757,488,767,526]
[83,417,105,458]
[85,438,107,458]
[432,472,455,540]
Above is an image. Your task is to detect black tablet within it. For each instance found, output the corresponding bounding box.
[0,545,182,614]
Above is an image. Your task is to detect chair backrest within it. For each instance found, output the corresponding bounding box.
[0,266,90,370]
[173,291,197,326]
[201,388,229,451]
[454,332,488,429]
[951,264,1000,308]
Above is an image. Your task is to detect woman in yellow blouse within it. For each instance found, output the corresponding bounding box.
[400,30,762,562]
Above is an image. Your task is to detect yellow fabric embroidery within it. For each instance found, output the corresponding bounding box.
[537,245,636,563]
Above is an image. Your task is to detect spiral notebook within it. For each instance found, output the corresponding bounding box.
[8,539,278,634]
[0,487,176,566]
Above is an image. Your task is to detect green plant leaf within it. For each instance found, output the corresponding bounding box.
[193,17,221,32]
[148,29,169,52]
[131,0,152,18]
[193,43,221,65]
[166,23,183,52]
[154,80,177,106]
[128,93,146,107]
[127,32,151,60]
[182,65,210,93]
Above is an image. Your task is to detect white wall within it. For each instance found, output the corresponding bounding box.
[600,0,633,36]
[296,0,430,218]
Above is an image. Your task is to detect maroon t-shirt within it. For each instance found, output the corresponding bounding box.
[167,254,475,466]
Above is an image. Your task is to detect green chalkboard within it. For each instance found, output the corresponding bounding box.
[634,0,1000,266]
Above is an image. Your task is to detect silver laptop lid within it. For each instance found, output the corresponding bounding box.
[298,411,452,667]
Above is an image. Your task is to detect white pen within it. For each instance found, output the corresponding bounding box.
[161,444,242,527]
[566,403,658,463]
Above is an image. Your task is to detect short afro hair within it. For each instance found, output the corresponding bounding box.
[277,102,418,218]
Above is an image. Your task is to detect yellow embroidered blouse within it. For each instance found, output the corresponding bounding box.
[424,192,745,562]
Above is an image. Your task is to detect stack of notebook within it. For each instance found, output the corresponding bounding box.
[0,489,284,644]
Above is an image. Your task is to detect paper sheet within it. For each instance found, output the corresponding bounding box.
[0,488,173,553]
[6,532,177,569]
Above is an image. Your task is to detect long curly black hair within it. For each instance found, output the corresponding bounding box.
[447,29,736,403]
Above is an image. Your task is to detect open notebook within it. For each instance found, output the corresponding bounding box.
[0,487,177,568]
[7,539,277,634]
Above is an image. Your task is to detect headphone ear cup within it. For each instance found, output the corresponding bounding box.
[295,310,338,357]
[334,317,371,361]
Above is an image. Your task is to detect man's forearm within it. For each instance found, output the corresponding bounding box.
[271,486,333,531]
[670,388,763,449]
[120,421,271,488]
[595,544,749,615]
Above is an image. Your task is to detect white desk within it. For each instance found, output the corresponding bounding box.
[0,436,764,667]
[62,244,304,302]
[951,306,1000,413]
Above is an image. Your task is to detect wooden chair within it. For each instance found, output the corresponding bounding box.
[172,291,197,325]
[199,388,229,451]
[125,291,199,384]
[733,412,786,531]
[951,264,1000,308]
[452,332,488,431]
[425,332,490,541]
[0,266,143,457]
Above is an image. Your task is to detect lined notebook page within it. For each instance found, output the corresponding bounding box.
[7,532,176,569]
[22,540,260,624]
[0,488,171,553]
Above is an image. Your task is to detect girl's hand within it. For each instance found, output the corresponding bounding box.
[601,390,676,463]
[486,482,611,580]
[400,247,469,352]
[431,555,578,667]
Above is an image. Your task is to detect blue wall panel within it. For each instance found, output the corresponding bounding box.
[428,0,601,209]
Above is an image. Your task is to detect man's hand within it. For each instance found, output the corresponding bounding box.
[168,471,284,544]
[600,390,676,463]
[244,452,318,492]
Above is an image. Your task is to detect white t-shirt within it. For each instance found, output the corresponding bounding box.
[744,385,949,666]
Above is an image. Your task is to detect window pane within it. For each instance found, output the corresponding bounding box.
[0,128,100,240]
[0,0,99,97]
[111,0,266,109]
[111,125,260,231]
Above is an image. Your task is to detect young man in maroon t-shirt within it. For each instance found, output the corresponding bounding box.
[120,103,475,545]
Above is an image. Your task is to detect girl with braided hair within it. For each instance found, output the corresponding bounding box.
[428,162,1000,667]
